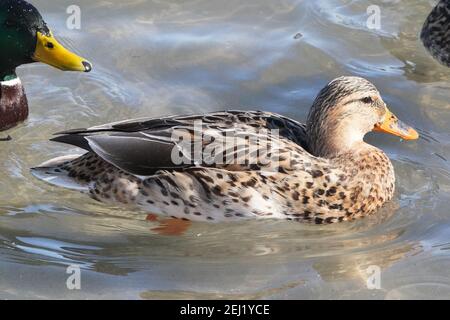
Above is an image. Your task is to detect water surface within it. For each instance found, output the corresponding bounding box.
[1,0,450,299]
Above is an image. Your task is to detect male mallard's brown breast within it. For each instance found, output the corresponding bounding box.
[0,79,29,131]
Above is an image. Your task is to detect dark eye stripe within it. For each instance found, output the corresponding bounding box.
[342,96,377,106]
[361,97,373,104]
[342,98,366,106]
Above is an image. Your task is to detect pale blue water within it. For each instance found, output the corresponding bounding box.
[1,0,450,299]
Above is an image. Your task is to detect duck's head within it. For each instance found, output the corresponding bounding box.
[306,76,419,157]
[0,0,92,81]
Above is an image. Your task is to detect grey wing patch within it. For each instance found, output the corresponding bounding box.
[84,132,192,176]
[51,131,194,176]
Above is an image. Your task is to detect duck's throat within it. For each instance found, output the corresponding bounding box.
[0,76,29,131]
[309,134,364,159]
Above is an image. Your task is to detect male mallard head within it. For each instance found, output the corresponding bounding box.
[421,0,450,67]
[0,0,92,81]
[306,76,418,157]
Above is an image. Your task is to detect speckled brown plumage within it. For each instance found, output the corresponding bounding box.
[32,76,416,224]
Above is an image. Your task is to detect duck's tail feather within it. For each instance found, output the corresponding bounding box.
[30,154,90,191]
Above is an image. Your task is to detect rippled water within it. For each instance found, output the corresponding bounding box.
[1,0,450,299]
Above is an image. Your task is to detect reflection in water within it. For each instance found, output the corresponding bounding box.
[140,280,304,300]
[0,0,449,299]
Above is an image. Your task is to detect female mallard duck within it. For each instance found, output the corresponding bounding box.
[32,77,418,225]
[0,0,91,133]
[421,0,450,66]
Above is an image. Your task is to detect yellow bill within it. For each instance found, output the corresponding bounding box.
[373,107,419,140]
[32,31,92,72]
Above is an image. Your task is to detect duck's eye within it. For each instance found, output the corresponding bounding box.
[361,97,373,104]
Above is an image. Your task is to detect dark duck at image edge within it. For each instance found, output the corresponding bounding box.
[0,0,92,136]
[32,77,419,225]
[421,0,450,67]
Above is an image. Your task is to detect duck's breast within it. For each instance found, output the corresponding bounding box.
[0,79,29,131]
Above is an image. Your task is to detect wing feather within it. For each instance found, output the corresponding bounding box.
[51,110,309,176]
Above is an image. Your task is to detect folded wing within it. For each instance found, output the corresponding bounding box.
[51,110,309,176]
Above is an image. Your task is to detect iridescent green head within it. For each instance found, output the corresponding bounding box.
[0,0,92,81]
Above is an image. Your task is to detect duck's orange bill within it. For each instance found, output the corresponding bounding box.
[373,107,419,140]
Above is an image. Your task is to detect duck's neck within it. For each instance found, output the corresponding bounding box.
[0,73,29,131]
[308,122,369,159]
[308,124,396,199]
